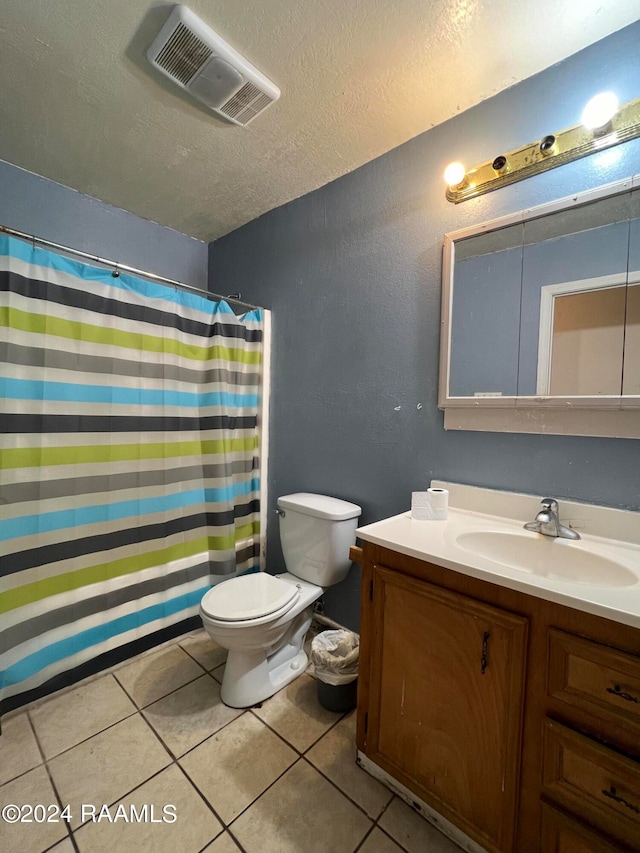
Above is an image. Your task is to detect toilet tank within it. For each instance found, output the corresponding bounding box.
[277,493,361,587]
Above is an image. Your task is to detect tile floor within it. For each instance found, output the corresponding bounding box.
[0,630,462,853]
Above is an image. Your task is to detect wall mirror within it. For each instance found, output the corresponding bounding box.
[440,176,640,438]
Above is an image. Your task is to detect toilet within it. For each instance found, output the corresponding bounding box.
[199,493,361,708]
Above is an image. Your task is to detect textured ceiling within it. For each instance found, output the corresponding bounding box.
[0,1,638,242]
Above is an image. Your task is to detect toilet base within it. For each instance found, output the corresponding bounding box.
[218,606,313,708]
[221,647,308,708]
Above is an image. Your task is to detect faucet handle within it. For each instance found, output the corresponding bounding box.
[541,497,558,510]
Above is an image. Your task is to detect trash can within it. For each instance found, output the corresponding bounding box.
[311,629,359,712]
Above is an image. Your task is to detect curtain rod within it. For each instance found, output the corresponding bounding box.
[0,224,263,312]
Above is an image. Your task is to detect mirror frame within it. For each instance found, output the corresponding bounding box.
[439,174,640,439]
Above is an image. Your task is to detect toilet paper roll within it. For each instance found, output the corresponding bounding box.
[411,491,433,520]
[427,487,449,520]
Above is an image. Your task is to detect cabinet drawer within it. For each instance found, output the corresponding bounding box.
[548,629,640,736]
[541,802,630,852]
[543,719,640,850]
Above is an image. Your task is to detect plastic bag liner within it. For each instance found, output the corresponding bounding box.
[311,630,359,686]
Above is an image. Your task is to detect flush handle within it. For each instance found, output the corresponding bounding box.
[481,632,490,675]
[606,684,639,704]
[275,508,285,517]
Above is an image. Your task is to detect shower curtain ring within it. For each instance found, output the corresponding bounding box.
[112,264,120,278]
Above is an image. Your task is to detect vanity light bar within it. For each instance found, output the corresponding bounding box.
[445,95,640,203]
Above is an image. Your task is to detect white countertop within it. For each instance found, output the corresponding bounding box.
[356,483,640,630]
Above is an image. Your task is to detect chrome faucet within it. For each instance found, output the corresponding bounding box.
[524,498,580,540]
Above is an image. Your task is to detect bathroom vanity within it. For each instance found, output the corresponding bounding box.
[354,484,640,853]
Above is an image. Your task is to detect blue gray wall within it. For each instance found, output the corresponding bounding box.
[0,160,208,288]
[209,23,640,630]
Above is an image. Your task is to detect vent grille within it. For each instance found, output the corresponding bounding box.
[155,23,213,85]
[249,93,273,113]
[219,81,274,124]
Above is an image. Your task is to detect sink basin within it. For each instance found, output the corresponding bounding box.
[456,530,637,587]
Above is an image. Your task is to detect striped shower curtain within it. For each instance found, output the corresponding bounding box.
[0,235,263,717]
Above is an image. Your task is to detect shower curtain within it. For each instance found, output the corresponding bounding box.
[0,234,264,717]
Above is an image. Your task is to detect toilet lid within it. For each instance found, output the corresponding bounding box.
[201,572,299,621]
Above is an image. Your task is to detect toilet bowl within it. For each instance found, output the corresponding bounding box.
[199,493,361,708]
[201,571,322,707]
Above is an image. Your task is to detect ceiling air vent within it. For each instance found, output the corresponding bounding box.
[147,5,280,126]
[154,22,212,85]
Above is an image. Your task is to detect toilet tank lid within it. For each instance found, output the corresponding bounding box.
[277,493,361,521]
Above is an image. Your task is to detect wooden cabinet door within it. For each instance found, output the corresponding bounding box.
[367,565,528,853]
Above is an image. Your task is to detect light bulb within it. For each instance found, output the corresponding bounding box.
[444,162,466,186]
[581,92,618,131]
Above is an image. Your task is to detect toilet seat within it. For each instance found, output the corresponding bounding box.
[201,572,299,622]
